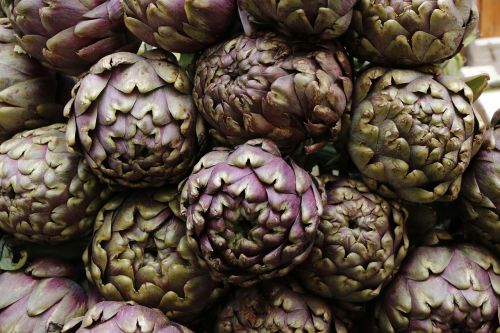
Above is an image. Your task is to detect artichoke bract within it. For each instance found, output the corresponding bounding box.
[460,113,500,255]
[344,0,478,67]
[348,67,486,204]
[9,0,139,75]
[238,0,357,39]
[0,124,110,244]
[297,177,409,303]
[0,18,64,143]
[63,301,193,333]
[373,244,500,332]
[84,188,226,322]
[180,139,323,286]
[122,0,237,53]
[215,280,342,333]
[193,32,353,152]
[65,50,205,189]
[0,257,88,333]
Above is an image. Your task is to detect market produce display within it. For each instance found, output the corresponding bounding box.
[0,0,497,332]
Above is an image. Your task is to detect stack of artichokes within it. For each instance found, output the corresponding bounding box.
[0,0,497,332]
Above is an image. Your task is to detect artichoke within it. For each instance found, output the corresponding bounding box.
[238,0,357,39]
[84,187,227,322]
[296,177,409,303]
[63,301,193,333]
[8,0,139,75]
[0,18,64,143]
[0,124,110,244]
[460,113,500,255]
[65,50,205,189]
[215,280,344,333]
[348,67,486,204]
[373,244,500,332]
[193,32,353,152]
[344,0,479,67]
[0,257,88,333]
[180,139,323,286]
[122,0,237,53]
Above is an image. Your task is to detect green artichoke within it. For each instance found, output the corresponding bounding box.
[348,67,486,204]
[238,0,357,39]
[0,124,110,244]
[0,257,88,333]
[193,32,353,152]
[84,187,227,322]
[460,113,500,255]
[344,0,478,67]
[65,50,205,189]
[296,177,409,303]
[122,0,237,53]
[0,18,64,143]
[215,280,346,333]
[8,0,139,75]
[180,139,323,286]
[373,244,500,332]
[63,301,193,333]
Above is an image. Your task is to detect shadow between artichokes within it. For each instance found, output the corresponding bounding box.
[296,177,409,303]
[180,139,324,286]
[65,49,206,190]
[348,67,487,204]
[84,187,227,323]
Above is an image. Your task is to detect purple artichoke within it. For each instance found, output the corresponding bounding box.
[373,244,500,332]
[122,0,237,53]
[84,187,227,322]
[460,112,500,255]
[0,124,110,244]
[9,0,139,75]
[63,301,193,333]
[348,67,487,203]
[344,0,479,67]
[180,139,324,286]
[193,32,353,152]
[297,177,409,303]
[0,18,64,142]
[215,280,347,333]
[0,257,88,333]
[238,0,357,39]
[65,50,206,189]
